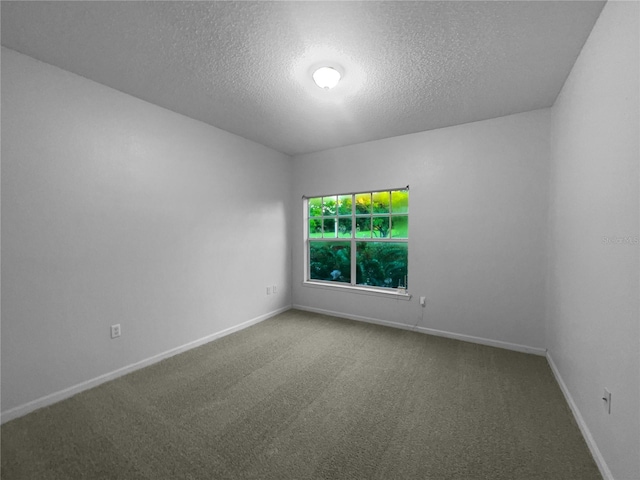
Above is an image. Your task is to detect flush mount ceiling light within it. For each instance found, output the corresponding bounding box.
[312,66,341,89]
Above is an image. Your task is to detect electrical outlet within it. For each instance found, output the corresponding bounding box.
[602,388,611,414]
[266,286,272,295]
[110,324,121,339]
[419,296,426,306]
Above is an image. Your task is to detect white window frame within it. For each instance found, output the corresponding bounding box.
[303,187,411,300]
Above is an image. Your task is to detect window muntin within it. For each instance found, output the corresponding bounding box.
[306,188,408,291]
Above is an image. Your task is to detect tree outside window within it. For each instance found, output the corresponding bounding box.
[306,189,408,290]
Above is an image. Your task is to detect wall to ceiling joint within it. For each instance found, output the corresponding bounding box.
[1,1,638,478]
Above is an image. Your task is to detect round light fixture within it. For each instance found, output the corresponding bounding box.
[312,66,341,89]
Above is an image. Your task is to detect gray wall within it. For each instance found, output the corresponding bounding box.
[546,2,640,479]
[2,3,638,476]
[292,109,550,352]
[1,48,293,415]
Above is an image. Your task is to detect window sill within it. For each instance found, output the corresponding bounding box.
[302,280,412,300]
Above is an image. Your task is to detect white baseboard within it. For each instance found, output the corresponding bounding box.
[546,352,613,480]
[292,304,547,356]
[1,306,291,424]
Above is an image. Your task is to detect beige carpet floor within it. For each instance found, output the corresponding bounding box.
[1,309,601,479]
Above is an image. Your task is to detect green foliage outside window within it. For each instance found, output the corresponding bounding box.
[356,242,408,288]
[307,189,409,290]
[309,242,351,283]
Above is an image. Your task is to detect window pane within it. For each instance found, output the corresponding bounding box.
[391,216,408,238]
[322,196,337,216]
[338,195,352,215]
[372,191,390,213]
[322,218,336,238]
[309,218,322,238]
[309,242,351,283]
[309,197,322,217]
[355,217,371,238]
[356,242,408,289]
[391,190,409,214]
[338,218,352,238]
[355,193,371,215]
[372,217,390,238]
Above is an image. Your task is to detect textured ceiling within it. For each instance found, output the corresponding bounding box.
[1,1,605,156]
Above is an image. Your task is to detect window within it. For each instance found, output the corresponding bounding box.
[305,188,409,294]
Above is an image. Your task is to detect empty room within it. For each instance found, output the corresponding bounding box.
[1,1,638,479]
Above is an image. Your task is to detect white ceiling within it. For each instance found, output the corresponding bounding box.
[1,1,605,156]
